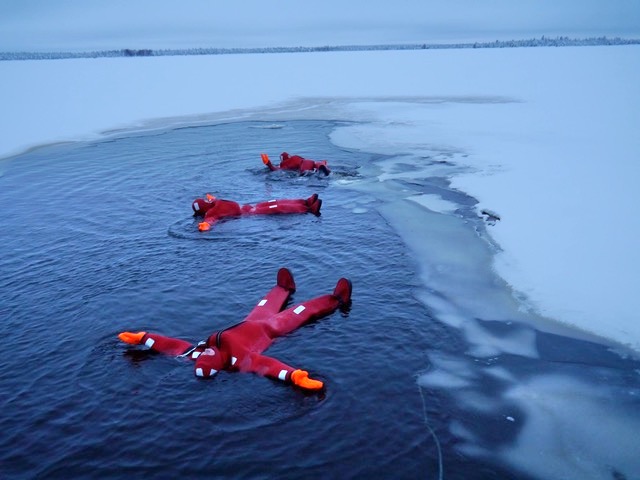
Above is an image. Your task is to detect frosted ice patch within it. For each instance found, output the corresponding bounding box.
[463,319,538,359]
[456,391,500,413]
[381,200,534,327]
[450,420,476,444]
[485,366,516,382]
[250,124,283,129]
[376,154,462,183]
[418,369,471,389]
[498,375,640,480]
[417,352,475,389]
[293,305,306,314]
[407,193,458,215]
[342,199,374,215]
[335,178,359,186]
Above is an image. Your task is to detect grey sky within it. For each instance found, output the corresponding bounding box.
[1,0,638,51]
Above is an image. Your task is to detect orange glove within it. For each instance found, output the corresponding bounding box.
[118,331,147,345]
[291,369,324,390]
[198,221,211,231]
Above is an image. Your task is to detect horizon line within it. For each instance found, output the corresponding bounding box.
[2,35,639,61]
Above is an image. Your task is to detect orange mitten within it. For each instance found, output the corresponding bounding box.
[118,331,147,345]
[291,369,324,390]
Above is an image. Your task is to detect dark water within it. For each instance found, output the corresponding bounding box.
[0,121,638,480]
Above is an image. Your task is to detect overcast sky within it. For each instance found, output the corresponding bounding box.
[1,0,639,51]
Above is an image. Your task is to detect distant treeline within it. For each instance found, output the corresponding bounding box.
[1,36,638,61]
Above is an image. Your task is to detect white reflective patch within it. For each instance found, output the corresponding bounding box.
[145,338,155,348]
[193,202,200,211]
[231,356,237,365]
[258,299,267,306]
[203,348,215,356]
[268,199,277,203]
[278,369,288,381]
[191,351,201,359]
[209,369,217,376]
[196,368,204,377]
[294,305,306,314]
[269,204,277,209]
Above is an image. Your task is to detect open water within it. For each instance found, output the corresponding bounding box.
[1,120,638,479]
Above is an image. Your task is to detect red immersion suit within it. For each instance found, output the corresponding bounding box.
[262,152,330,175]
[118,268,352,390]
[192,193,322,231]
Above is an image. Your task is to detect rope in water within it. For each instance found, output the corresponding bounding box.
[418,381,444,480]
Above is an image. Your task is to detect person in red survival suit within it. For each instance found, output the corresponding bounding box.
[118,268,352,390]
[192,193,322,231]
[261,152,331,175]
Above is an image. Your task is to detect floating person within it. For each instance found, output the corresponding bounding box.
[261,152,331,175]
[192,193,322,231]
[118,268,352,391]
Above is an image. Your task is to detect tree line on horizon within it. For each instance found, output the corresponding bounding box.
[1,36,638,61]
